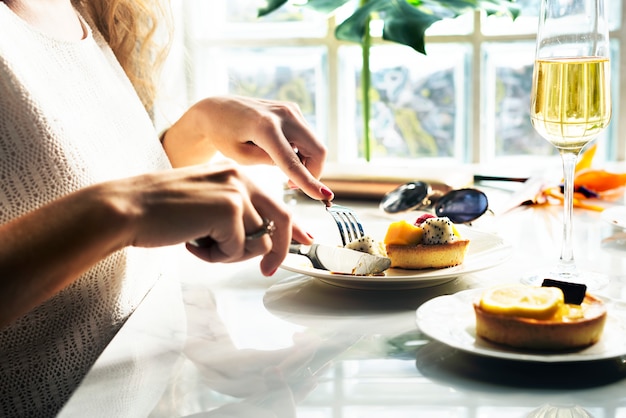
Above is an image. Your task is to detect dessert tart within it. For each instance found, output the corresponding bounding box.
[383,214,469,269]
[473,281,607,351]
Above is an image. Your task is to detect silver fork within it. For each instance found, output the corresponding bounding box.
[323,201,365,246]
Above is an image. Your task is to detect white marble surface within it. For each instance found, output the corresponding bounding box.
[59,185,626,417]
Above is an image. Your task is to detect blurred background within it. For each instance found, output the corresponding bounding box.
[157,0,626,193]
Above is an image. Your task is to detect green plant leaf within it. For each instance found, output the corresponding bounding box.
[258,0,289,17]
[476,0,521,18]
[260,0,519,53]
[335,0,439,54]
[335,0,518,54]
[408,0,520,17]
[257,0,519,162]
[301,0,354,13]
[258,0,354,17]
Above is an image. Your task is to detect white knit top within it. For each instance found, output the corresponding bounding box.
[0,4,174,416]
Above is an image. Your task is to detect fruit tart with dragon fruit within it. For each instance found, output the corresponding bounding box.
[382,214,469,269]
[345,214,470,270]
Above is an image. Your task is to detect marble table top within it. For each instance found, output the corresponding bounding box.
[60,184,626,417]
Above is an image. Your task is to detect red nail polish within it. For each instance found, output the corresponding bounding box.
[267,268,278,277]
[306,232,314,239]
[321,187,333,198]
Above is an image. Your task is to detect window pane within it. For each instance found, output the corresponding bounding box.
[608,0,623,31]
[184,0,327,39]
[482,42,554,157]
[338,44,472,163]
[190,47,327,138]
[179,0,624,170]
[483,0,621,35]
[604,39,620,161]
[482,0,539,35]
[482,41,618,161]
[425,12,474,36]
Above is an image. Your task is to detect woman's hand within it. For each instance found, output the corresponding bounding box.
[111,161,311,276]
[0,161,309,326]
[161,96,333,201]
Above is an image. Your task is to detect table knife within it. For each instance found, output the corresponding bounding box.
[289,243,391,275]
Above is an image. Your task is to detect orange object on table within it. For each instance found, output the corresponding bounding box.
[534,144,626,211]
[574,169,626,193]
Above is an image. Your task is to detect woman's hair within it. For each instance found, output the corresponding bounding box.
[74,0,173,114]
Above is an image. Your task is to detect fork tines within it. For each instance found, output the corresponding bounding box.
[326,204,365,246]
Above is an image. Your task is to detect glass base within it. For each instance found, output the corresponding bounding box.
[520,265,610,291]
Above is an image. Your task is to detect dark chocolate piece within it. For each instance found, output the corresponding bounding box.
[541,279,587,305]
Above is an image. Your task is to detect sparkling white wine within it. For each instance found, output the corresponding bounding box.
[530,57,611,153]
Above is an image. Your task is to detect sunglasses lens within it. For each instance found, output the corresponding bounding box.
[380,181,430,213]
[434,189,488,223]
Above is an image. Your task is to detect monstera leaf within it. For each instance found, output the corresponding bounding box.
[259,0,518,53]
[259,0,352,16]
[258,0,519,160]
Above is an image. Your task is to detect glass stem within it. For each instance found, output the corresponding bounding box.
[559,151,579,273]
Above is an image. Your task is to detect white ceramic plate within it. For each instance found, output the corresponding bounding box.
[601,206,626,229]
[280,229,512,289]
[416,288,626,362]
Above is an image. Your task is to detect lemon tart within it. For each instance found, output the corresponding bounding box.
[473,283,607,351]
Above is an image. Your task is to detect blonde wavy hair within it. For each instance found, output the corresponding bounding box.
[74,0,173,114]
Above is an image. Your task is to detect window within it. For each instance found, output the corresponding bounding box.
[175,0,625,182]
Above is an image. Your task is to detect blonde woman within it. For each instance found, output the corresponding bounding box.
[0,0,332,415]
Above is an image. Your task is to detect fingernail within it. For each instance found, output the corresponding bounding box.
[321,186,333,198]
[306,232,314,239]
[267,268,278,277]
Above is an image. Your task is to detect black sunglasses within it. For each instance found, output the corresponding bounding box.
[379,181,489,224]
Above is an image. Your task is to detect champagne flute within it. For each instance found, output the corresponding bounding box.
[526,0,612,288]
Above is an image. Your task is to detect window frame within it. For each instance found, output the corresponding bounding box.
[177,1,626,184]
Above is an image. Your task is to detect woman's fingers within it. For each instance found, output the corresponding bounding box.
[186,203,273,265]
[250,103,332,201]
[187,96,334,201]
[258,216,290,276]
[244,186,292,276]
[180,166,294,274]
[236,139,332,202]
[125,161,308,275]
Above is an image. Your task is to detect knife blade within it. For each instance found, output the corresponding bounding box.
[289,243,391,275]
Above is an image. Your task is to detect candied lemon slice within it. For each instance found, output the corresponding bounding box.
[479,285,564,320]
